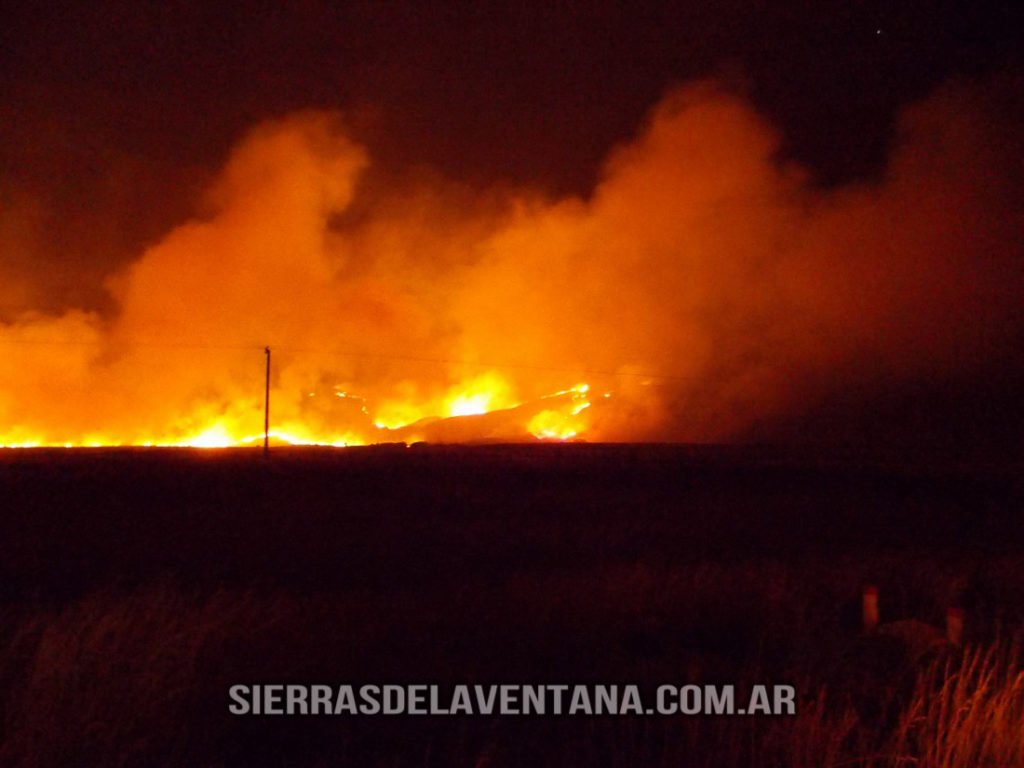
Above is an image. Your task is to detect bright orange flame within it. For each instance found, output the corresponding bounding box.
[182,424,235,448]
[527,383,592,440]
[0,374,599,448]
[445,371,518,417]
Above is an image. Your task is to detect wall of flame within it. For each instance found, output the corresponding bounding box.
[0,79,1021,448]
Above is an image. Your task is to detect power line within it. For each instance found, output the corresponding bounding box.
[0,334,692,382]
[0,337,261,351]
[278,344,693,382]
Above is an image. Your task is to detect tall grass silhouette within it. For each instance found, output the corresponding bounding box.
[2,584,1021,767]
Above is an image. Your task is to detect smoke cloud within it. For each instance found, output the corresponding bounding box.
[1,76,1021,448]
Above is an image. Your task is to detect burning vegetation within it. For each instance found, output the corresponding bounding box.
[0,78,1022,449]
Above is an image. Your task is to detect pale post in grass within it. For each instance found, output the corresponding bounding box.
[863,584,879,632]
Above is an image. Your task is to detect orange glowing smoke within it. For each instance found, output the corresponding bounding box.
[0,77,1022,448]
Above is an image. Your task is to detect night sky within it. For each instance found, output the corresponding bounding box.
[2,0,1021,308]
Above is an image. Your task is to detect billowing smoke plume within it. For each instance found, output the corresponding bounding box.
[1,77,1021,448]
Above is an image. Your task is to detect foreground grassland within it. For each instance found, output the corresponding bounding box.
[1,445,1022,766]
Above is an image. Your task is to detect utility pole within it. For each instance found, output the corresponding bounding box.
[263,346,271,457]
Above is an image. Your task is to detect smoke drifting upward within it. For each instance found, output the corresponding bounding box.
[1,77,1022,449]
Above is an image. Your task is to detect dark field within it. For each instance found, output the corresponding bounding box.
[1,444,1023,766]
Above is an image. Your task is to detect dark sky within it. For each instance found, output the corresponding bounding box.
[1,0,1022,309]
